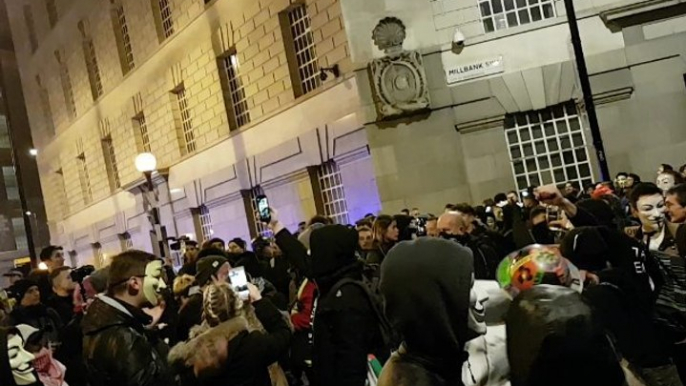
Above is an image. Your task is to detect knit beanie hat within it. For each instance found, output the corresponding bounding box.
[195,255,228,287]
[9,280,38,303]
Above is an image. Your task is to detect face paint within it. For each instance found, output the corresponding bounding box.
[466,277,488,340]
[143,260,167,306]
[635,194,666,233]
[656,173,676,193]
[7,334,36,385]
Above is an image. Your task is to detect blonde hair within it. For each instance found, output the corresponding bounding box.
[202,282,242,327]
[173,274,195,298]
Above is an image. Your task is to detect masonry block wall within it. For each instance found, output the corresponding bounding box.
[4,0,352,227]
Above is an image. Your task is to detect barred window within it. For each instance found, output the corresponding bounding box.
[479,0,556,33]
[59,63,77,119]
[174,87,196,155]
[112,3,135,74]
[318,161,350,225]
[45,0,58,28]
[102,135,121,191]
[0,115,10,149]
[23,5,38,52]
[77,152,93,204]
[505,102,593,192]
[198,206,214,241]
[218,52,250,130]
[2,166,18,200]
[134,113,151,153]
[282,5,321,97]
[83,37,103,100]
[153,0,174,40]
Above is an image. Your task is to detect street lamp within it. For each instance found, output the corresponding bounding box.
[135,152,166,258]
[28,149,38,156]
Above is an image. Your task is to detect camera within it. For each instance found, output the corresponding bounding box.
[451,28,465,54]
[71,265,95,284]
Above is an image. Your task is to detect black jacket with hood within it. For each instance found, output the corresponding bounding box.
[81,295,175,386]
[378,238,475,386]
[168,298,291,386]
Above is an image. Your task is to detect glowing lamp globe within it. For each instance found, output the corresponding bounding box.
[135,153,157,173]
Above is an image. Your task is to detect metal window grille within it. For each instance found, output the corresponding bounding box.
[175,88,196,154]
[479,0,556,33]
[23,5,38,52]
[198,206,214,241]
[158,0,174,38]
[46,0,58,28]
[59,65,76,119]
[84,38,103,100]
[318,162,350,225]
[134,114,151,152]
[77,153,93,204]
[2,166,18,200]
[0,115,10,148]
[287,5,321,96]
[505,102,593,192]
[115,4,135,71]
[250,187,272,238]
[102,136,121,191]
[220,53,250,130]
[12,218,27,250]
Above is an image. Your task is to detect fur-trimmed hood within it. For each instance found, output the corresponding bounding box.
[168,316,249,377]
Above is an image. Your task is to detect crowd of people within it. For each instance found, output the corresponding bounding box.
[1,161,686,386]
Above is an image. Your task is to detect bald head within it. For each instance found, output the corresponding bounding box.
[437,211,468,236]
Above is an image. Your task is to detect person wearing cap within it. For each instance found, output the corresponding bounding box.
[81,250,173,386]
[3,269,23,288]
[176,254,229,342]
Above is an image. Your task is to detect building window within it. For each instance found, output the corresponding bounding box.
[45,0,58,28]
[197,206,213,241]
[133,113,151,153]
[281,4,321,97]
[12,218,27,250]
[318,161,349,225]
[250,187,272,238]
[173,86,196,155]
[77,152,93,205]
[57,53,77,119]
[152,0,174,41]
[23,5,38,52]
[505,102,593,192]
[0,115,10,149]
[82,34,103,100]
[36,76,55,137]
[112,2,135,74]
[479,0,556,33]
[2,166,19,200]
[218,52,250,130]
[102,135,121,191]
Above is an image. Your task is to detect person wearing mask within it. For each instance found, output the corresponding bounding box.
[177,241,200,276]
[507,285,626,386]
[629,183,676,253]
[16,324,68,386]
[7,280,62,352]
[81,251,173,386]
[378,238,486,386]
[169,281,291,386]
[366,215,399,265]
[177,254,230,342]
[28,247,65,299]
[1,326,42,386]
[437,212,500,280]
[658,171,685,194]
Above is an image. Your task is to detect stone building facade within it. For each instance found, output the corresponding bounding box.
[5,0,381,266]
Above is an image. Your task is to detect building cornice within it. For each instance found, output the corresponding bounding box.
[600,0,686,31]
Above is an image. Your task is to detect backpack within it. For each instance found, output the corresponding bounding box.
[327,265,400,358]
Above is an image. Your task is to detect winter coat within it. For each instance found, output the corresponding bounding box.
[168,298,291,386]
[177,291,203,342]
[81,295,175,386]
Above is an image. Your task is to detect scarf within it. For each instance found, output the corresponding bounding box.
[33,348,67,386]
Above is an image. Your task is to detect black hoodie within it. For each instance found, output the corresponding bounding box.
[378,238,474,386]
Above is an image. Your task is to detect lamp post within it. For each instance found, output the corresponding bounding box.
[135,152,166,258]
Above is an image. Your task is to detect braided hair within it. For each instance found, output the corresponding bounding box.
[202,282,242,327]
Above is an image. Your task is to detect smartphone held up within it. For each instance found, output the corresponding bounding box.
[256,195,271,224]
[229,266,250,301]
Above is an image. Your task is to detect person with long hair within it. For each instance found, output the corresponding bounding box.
[366,215,399,265]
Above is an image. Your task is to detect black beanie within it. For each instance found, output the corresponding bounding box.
[195,255,228,287]
[9,280,38,304]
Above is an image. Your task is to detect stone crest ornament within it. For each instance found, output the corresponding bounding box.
[372,17,406,55]
[369,17,430,120]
